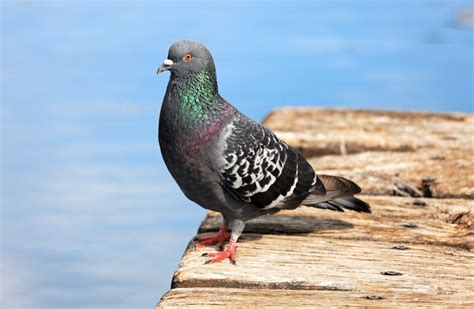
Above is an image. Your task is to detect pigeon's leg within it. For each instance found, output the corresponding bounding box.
[204,219,245,265]
[196,217,230,249]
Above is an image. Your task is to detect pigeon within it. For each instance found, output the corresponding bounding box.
[156,40,370,264]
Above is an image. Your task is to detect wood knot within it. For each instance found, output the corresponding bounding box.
[392,245,410,250]
[366,295,384,300]
[381,271,403,276]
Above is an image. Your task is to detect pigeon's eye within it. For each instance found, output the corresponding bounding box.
[184,53,193,62]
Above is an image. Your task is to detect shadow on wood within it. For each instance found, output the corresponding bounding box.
[199,213,354,235]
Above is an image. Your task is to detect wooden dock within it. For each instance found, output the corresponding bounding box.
[157,108,473,308]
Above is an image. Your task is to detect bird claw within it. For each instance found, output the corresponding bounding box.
[202,243,237,265]
[195,225,229,249]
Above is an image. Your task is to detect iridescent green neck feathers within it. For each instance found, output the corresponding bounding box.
[177,70,219,121]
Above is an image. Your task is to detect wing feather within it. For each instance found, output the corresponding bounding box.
[219,115,314,209]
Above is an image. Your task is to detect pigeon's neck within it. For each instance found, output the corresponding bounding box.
[174,70,220,122]
[160,69,233,148]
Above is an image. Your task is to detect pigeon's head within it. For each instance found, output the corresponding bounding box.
[157,40,215,78]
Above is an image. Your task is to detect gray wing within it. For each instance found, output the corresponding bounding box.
[219,114,319,209]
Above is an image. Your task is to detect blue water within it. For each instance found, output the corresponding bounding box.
[1,1,473,308]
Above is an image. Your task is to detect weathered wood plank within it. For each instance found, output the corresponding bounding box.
[160,196,473,307]
[169,237,473,305]
[263,108,474,199]
[263,108,473,155]
[198,196,473,250]
[158,287,474,308]
[310,150,473,199]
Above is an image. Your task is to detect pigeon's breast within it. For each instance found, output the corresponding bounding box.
[159,133,229,210]
[158,102,236,209]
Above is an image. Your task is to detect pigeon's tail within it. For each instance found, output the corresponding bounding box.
[302,175,371,213]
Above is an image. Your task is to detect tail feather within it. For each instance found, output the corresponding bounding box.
[302,175,371,213]
[317,174,361,195]
[315,196,371,213]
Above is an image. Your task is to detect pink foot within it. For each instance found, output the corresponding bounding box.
[203,239,237,264]
[196,224,229,249]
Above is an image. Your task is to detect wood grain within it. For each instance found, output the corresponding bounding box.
[173,235,473,292]
[310,150,473,199]
[159,287,474,308]
[262,108,473,155]
[198,196,473,249]
[264,108,474,199]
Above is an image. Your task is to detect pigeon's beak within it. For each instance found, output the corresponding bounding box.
[157,59,174,75]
